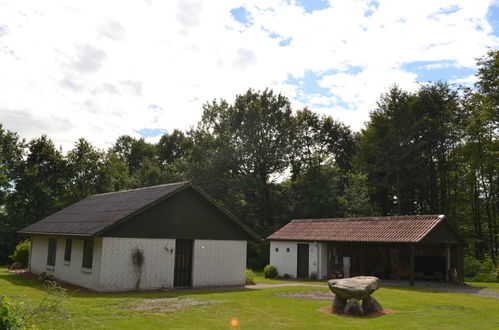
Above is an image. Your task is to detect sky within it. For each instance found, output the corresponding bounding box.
[0,0,498,151]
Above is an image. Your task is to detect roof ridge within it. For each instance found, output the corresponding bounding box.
[267,214,452,243]
[90,181,190,197]
[292,214,441,222]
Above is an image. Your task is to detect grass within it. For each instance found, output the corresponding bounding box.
[1,267,499,329]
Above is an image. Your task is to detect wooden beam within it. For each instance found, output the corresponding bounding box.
[409,244,415,286]
[446,243,451,282]
[360,244,365,275]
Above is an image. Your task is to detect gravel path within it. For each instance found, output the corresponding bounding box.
[382,280,499,299]
[246,283,325,289]
[246,281,499,299]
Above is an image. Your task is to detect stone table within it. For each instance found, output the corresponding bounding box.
[328,276,383,316]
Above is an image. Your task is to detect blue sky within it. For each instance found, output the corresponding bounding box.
[0,0,497,149]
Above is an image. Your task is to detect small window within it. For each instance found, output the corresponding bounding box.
[275,247,279,252]
[64,239,72,262]
[47,238,57,267]
[286,248,290,252]
[82,239,94,269]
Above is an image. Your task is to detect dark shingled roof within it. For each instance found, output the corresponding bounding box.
[267,215,449,243]
[19,182,260,240]
[19,182,189,236]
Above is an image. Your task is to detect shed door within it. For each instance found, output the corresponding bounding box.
[297,244,309,278]
[174,239,193,287]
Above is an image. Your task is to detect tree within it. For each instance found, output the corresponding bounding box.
[193,89,295,233]
[412,82,462,215]
[340,173,380,217]
[94,152,131,193]
[359,86,418,215]
[291,109,356,178]
[0,124,24,207]
[6,135,68,226]
[112,136,156,173]
[157,130,193,169]
[66,138,103,201]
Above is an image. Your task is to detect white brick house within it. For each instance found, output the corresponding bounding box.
[267,215,465,284]
[20,182,258,291]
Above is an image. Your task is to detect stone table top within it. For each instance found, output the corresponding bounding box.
[328,276,380,300]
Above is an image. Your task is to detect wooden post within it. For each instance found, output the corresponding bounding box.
[446,243,451,282]
[409,244,415,286]
[457,245,464,283]
[360,244,365,275]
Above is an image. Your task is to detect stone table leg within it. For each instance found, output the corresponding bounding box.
[332,296,347,312]
[344,298,363,316]
[362,296,383,314]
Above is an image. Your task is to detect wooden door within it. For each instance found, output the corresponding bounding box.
[174,239,193,287]
[297,244,309,278]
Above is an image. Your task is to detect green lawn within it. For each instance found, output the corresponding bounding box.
[1,268,498,329]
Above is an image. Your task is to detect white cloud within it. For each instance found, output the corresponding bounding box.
[0,0,497,150]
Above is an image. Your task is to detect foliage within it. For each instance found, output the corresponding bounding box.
[66,138,103,201]
[9,240,30,268]
[38,272,55,282]
[1,280,70,329]
[245,269,256,285]
[131,248,145,289]
[0,50,497,267]
[464,256,482,277]
[464,255,499,282]
[0,296,23,330]
[340,173,380,217]
[263,265,278,278]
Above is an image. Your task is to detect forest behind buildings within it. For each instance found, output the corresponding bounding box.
[0,50,497,269]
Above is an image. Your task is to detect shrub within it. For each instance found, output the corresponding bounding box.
[245,269,256,285]
[263,265,278,278]
[0,296,23,330]
[9,240,30,268]
[282,273,291,279]
[309,272,317,280]
[464,255,499,282]
[464,256,482,277]
[38,272,55,282]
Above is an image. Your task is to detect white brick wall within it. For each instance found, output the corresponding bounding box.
[269,241,328,279]
[100,237,176,291]
[192,240,246,287]
[30,236,247,291]
[270,241,299,277]
[30,236,102,291]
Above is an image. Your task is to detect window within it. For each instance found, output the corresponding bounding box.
[64,239,72,262]
[275,247,279,252]
[82,239,93,269]
[286,248,290,252]
[47,238,57,267]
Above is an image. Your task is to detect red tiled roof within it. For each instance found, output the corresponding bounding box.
[267,215,445,243]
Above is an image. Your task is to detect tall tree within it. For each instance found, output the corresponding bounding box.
[94,152,131,193]
[67,138,103,201]
[0,124,24,263]
[112,135,156,173]
[194,89,295,233]
[6,135,68,227]
[359,86,419,215]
